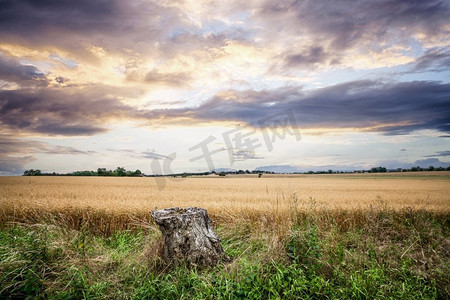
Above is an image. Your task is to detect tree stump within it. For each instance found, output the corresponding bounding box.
[150,207,229,267]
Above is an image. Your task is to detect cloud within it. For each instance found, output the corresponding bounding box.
[282,46,335,69]
[0,0,448,176]
[0,0,194,60]
[143,80,450,134]
[0,53,48,87]
[0,0,121,32]
[1,0,449,78]
[413,158,449,168]
[159,31,231,59]
[106,149,172,160]
[2,78,449,137]
[0,1,449,138]
[0,135,96,155]
[0,134,96,175]
[0,87,135,136]
[141,150,173,160]
[0,155,36,175]
[257,0,449,48]
[253,0,450,72]
[424,151,450,157]
[412,46,450,72]
[144,70,192,86]
[0,0,120,51]
[39,146,96,155]
[255,165,301,173]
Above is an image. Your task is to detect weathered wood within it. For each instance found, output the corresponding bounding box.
[150,207,229,267]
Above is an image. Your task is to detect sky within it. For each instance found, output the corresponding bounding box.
[0,0,449,175]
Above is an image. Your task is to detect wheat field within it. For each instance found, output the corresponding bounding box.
[1,172,449,224]
[1,173,450,297]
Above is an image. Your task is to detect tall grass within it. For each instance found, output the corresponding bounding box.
[1,195,449,299]
[1,175,449,298]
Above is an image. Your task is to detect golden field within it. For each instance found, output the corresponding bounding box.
[1,172,449,221]
[1,173,450,297]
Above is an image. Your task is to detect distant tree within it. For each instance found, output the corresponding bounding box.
[370,167,387,173]
[134,169,142,176]
[219,172,226,177]
[72,170,96,176]
[97,168,107,176]
[428,166,435,171]
[23,169,41,176]
[258,173,262,178]
[115,167,126,177]
[328,169,333,174]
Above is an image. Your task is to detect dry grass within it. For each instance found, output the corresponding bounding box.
[1,172,449,234]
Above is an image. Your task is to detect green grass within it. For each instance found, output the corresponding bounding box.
[0,207,449,299]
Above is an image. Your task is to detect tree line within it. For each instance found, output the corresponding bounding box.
[302,165,449,174]
[23,167,142,177]
[23,165,449,177]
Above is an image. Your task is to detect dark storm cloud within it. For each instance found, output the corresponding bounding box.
[0,53,48,86]
[1,0,449,71]
[2,79,449,137]
[284,47,331,68]
[424,151,450,157]
[0,0,120,47]
[258,0,449,49]
[0,87,135,136]
[254,0,450,70]
[412,47,450,72]
[0,0,118,32]
[0,0,184,59]
[144,80,450,134]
